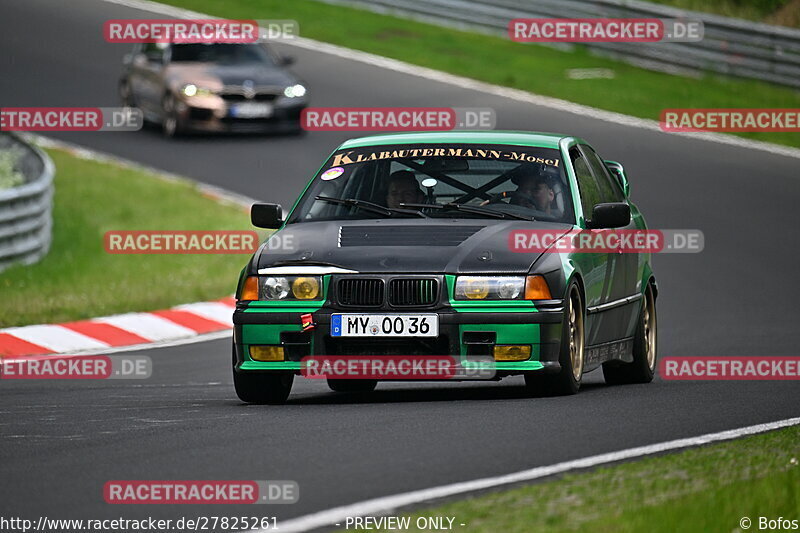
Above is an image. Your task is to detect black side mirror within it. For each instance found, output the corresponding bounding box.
[251,203,283,229]
[280,55,295,66]
[145,51,163,65]
[588,202,630,229]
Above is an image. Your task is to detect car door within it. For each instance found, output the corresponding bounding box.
[129,43,166,116]
[579,143,639,343]
[568,145,616,349]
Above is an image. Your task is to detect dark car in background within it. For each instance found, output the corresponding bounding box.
[119,42,308,136]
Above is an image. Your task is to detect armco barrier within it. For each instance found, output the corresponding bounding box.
[0,133,54,272]
[320,0,800,88]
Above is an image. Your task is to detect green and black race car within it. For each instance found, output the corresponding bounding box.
[232,131,658,404]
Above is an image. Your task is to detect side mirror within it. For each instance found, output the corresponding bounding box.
[588,202,630,229]
[604,160,629,197]
[251,203,283,229]
[280,55,295,66]
[144,51,163,65]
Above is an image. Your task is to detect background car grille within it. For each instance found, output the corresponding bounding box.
[221,93,279,102]
[388,278,438,306]
[338,279,383,306]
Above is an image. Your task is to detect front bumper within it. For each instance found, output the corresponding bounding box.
[180,103,305,133]
[233,303,564,377]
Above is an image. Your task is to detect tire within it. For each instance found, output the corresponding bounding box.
[327,379,378,393]
[161,94,184,138]
[603,282,657,385]
[234,371,294,404]
[119,79,134,107]
[524,282,585,396]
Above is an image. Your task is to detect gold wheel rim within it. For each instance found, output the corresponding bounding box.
[569,288,584,381]
[644,287,657,370]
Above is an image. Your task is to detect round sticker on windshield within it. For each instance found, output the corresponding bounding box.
[321,167,344,181]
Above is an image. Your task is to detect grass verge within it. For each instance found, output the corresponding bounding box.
[161,0,800,147]
[359,424,800,533]
[0,148,253,328]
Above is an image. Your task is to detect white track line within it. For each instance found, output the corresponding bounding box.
[100,0,800,160]
[260,416,800,532]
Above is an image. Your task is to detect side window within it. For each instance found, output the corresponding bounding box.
[570,147,601,221]
[580,144,624,203]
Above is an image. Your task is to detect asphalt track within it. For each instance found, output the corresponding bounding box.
[1,0,799,528]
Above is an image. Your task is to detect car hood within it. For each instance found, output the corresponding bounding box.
[167,63,296,90]
[255,219,573,274]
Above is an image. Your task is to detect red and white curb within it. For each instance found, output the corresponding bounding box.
[0,297,235,358]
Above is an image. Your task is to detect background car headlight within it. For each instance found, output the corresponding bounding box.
[455,276,525,300]
[283,84,306,98]
[259,276,323,300]
[181,84,215,97]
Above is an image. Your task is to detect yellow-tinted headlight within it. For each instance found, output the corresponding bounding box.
[463,278,489,299]
[249,345,285,362]
[291,277,320,300]
[493,345,531,361]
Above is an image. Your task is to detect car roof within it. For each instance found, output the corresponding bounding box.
[338,131,578,150]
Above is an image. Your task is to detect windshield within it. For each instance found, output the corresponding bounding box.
[169,43,275,65]
[288,143,574,224]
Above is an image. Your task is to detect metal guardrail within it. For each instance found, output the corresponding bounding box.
[323,0,800,88]
[0,133,54,272]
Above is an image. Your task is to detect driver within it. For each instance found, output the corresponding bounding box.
[385,170,424,209]
[511,172,556,215]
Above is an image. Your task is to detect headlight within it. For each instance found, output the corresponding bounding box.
[455,276,525,300]
[283,84,306,98]
[181,84,215,97]
[260,276,322,300]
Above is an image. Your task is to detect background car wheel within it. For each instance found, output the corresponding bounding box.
[233,371,294,404]
[161,94,184,138]
[524,282,584,396]
[119,80,134,107]
[603,282,657,385]
[327,379,378,393]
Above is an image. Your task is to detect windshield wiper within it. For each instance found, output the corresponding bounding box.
[400,202,533,221]
[316,196,427,218]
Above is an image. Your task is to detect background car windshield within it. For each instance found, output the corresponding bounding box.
[170,43,274,65]
[289,144,574,224]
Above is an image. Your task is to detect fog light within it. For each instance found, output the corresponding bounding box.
[249,345,284,362]
[493,345,531,361]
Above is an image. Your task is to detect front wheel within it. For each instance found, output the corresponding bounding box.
[603,282,657,385]
[524,282,585,396]
[234,371,294,404]
[161,94,185,138]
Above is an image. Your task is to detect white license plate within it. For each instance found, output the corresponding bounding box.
[331,314,438,337]
[230,102,273,118]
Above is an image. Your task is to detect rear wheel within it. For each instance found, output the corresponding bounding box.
[327,379,378,393]
[524,283,584,396]
[603,282,657,385]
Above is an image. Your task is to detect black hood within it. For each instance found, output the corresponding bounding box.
[254,219,572,274]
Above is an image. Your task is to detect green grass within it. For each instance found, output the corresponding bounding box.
[0,148,254,328]
[361,425,800,533]
[161,0,800,147]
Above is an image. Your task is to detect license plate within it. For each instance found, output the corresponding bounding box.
[331,314,438,337]
[230,102,273,118]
